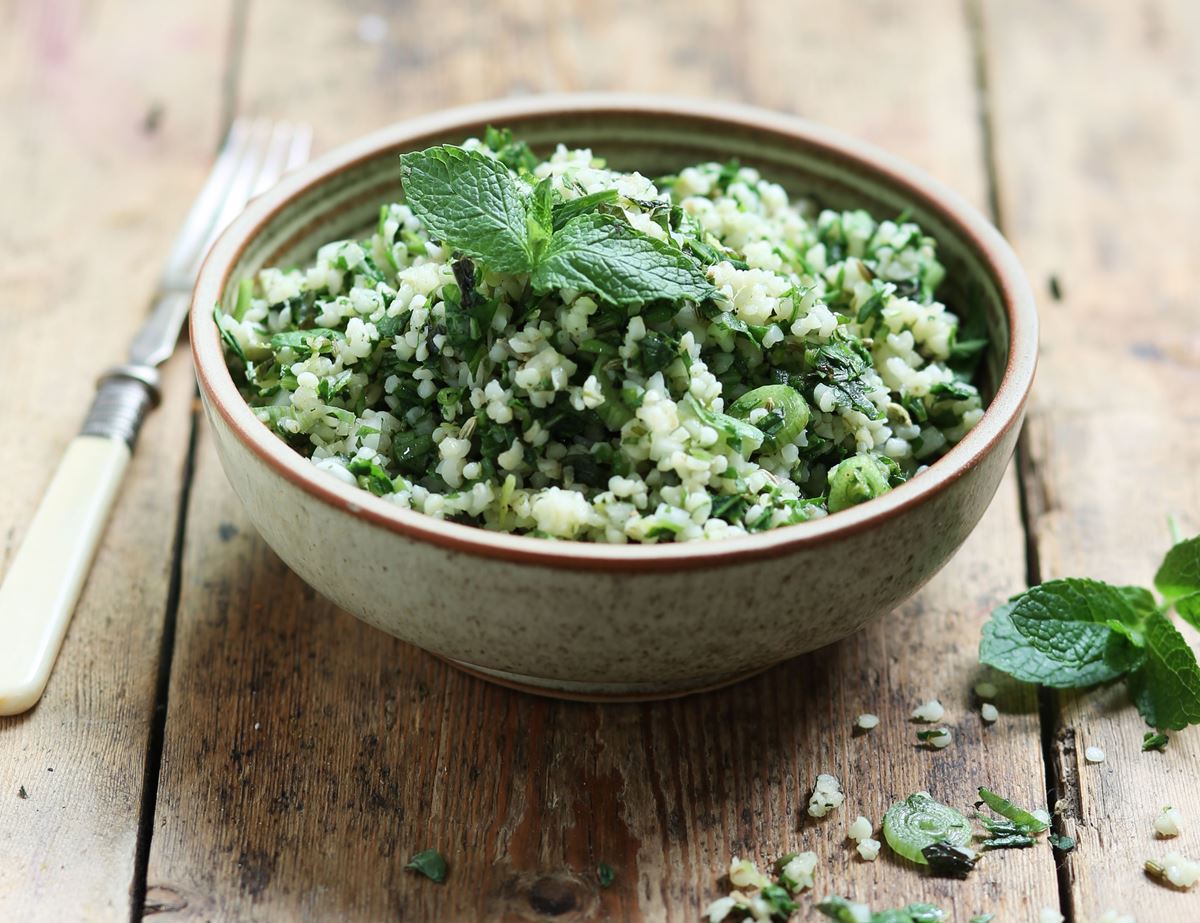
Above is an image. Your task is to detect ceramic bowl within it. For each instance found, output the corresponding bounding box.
[190,95,1037,700]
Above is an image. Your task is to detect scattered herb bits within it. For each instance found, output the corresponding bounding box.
[1048,833,1076,854]
[1142,731,1169,752]
[597,862,616,888]
[405,849,448,883]
[921,840,980,879]
[17,785,27,799]
[916,727,953,749]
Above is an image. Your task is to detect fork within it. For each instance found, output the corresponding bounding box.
[0,119,312,715]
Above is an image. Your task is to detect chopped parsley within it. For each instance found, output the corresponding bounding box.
[1142,731,1170,752]
[920,840,980,878]
[1048,833,1076,854]
[597,863,616,888]
[405,849,447,883]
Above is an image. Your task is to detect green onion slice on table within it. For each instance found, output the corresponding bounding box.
[883,792,972,864]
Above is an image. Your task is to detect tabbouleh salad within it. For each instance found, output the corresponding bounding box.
[215,128,986,543]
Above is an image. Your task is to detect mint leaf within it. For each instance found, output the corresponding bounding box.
[1117,585,1159,619]
[527,176,555,263]
[399,146,532,273]
[1126,611,1200,730]
[1175,592,1200,630]
[552,188,619,230]
[1155,536,1200,603]
[980,580,1144,687]
[532,213,713,306]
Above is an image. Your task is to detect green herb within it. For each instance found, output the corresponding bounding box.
[347,457,396,496]
[980,535,1200,731]
[817,896,946,923]
[970,915,996,923]
[1142,731,1169,752]
[1124,611,1200,728]
[1048,832,1076,853]
[804,335,883,420]
[759,882,798,918]
[947,336,988,360]
[17,786,27,799]
[920,840,979,878]
[976,787,1049,833]
[405,849,447,883]
[552,188,619,230]
[482,125,539,173]
[399,146,712,307]
[1047,275,1062,301]
[399,145,534,273]
[269,327,346,354]
[1155,535,1200,629]
[980,833,1035,850]
[213,305,248,366]
[597,862,616,888]
[234,276,254,321]
[883,792,972,865]
[916,727,951,744]
[532,212,712,306]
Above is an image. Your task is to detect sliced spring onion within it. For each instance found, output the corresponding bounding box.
[883,792,972,865]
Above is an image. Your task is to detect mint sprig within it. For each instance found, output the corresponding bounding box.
[398,145,534,273]
[980,534,1200,730]
[533,213,714,306]
[398,144,713,307]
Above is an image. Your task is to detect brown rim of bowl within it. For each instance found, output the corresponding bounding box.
[191,93,1037,573]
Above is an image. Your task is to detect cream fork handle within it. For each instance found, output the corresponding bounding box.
[0,364,158,715]
[0,436,130,715]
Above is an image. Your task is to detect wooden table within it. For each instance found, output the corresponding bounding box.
[2,2,1197,920]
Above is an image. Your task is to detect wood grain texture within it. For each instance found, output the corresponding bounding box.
[983,0,1200,919]
[144,1,1060,920]
[0,1,231,919]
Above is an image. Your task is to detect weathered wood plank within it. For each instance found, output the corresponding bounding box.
[0,1,230,919]
[147,0,1058,919]
[983,0,1200,919]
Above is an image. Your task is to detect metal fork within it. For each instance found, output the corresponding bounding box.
[0,119,312,716]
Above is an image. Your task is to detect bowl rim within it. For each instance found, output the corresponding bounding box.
[190,93,1037,573]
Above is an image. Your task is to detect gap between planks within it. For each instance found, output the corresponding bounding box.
[964,1,1073,920]
[129,2,251,918]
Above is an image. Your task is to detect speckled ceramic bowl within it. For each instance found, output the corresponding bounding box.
[191,95,1036,700]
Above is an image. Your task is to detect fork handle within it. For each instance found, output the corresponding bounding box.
[0,371,159,715]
